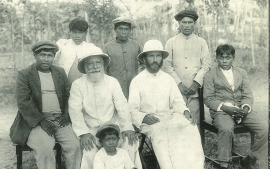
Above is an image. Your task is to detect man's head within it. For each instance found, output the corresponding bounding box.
[216,44,235,70]
[174,9,198,36]
[69,17,88,45]
[31,41,59,73]
[77,46,110,82]
[96,124,120,154]
[138,40,169,74]
[112,16,133,42]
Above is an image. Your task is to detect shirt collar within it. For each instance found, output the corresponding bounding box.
[145,69,162,77]
[219,66,233,73]
[115,37,129,44]
[180,33,194,40]
[70,39,85,46]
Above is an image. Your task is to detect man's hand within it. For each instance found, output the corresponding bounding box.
[184,110,197,125]
[80,133,96,151]
[142,114,160,125]
[241,106,250,117]
[178,83,189,95]
[58,113,70,128]
[40,119,57,136]
[186,81,200,95]
[122,130,138,145]
[221,105,244,118]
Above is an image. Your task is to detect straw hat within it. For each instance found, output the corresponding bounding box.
[137,40,169,61]
[77,46,110,74]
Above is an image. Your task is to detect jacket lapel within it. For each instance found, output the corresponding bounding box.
[232,67,240,90]
[29,63,42,110]
[216,67,233,92]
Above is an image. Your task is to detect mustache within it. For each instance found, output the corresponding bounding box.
[87,69,101,73]
[151,62,161,66]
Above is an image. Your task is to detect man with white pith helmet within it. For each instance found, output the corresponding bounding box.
[129,40,204,169]
[68,45,142,169]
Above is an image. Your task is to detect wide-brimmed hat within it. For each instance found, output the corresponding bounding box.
[77,46,110,74]
[137,40,169,61]
[96,123,120,139]
[112,16,134,26]
[174,9,198,22]
[31,40,59,53]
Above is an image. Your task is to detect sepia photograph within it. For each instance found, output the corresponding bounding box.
[0,0,268,168]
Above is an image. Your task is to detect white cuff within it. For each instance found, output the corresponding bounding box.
[241,104,251,113]
[217,102,224,111]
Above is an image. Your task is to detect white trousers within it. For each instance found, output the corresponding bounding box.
[80,135,142,169]
[141,113,205,169]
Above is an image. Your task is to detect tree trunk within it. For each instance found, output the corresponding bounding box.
[250,9,255,67]
[11,14,16,69]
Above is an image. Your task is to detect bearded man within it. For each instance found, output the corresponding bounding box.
[129,40,204,169]
[68,46,142,169]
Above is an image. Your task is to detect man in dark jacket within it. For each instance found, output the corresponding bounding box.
[10,41,82,169]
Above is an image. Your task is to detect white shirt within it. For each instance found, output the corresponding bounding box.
[38,71,61,113]
[128,70,189,128]
[53,39,95,75]
[93,148,135,169]
[69,74,134,138]
[220,67,235,91]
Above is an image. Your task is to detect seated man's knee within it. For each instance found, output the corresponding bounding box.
[218,123,234,134]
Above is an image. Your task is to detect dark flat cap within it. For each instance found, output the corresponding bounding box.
[174,9,198,21]
[31,40,59,53]
[96,123,120,138]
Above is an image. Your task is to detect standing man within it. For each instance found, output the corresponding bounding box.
[10,41,82,169]
[102,16,143,99]
[163,9,211,127]
[68,46,142,169]
[129,40,204,169]
[53,17,95,84]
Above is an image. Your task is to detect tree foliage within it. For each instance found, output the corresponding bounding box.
[84,0,118,47]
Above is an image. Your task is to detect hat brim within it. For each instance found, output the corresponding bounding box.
[174,13,198,21]
[78,53,110,74]
[96,126,120,138]
[138,50,169,61]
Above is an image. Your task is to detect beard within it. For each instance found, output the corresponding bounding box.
[145,60,163,74]
[86,68,104,83]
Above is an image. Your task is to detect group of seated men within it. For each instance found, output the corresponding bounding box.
[10,9,267,169]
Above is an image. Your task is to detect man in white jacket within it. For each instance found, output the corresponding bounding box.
[68,45,141,169]
[129,40,204,169]
[53,17,95,84]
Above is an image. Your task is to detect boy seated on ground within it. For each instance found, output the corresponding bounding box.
[203,44,268,169]
[93,123,136,169]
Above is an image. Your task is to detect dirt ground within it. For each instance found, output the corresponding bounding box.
[0,87,268,169]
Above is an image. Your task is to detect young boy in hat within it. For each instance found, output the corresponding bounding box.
[203,44,268,169]
[102,16,143,99]
[10,41,82,169]
[163,9,211,128]
[93,123,136,169]
[53,17,95,84]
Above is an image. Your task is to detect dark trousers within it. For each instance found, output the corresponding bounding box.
[211,110,268,168]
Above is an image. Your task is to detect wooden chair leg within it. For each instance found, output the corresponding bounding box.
[55,143,62,169]
[16,145,22,169]
[200,129,205,150]
[250,132,255,147]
